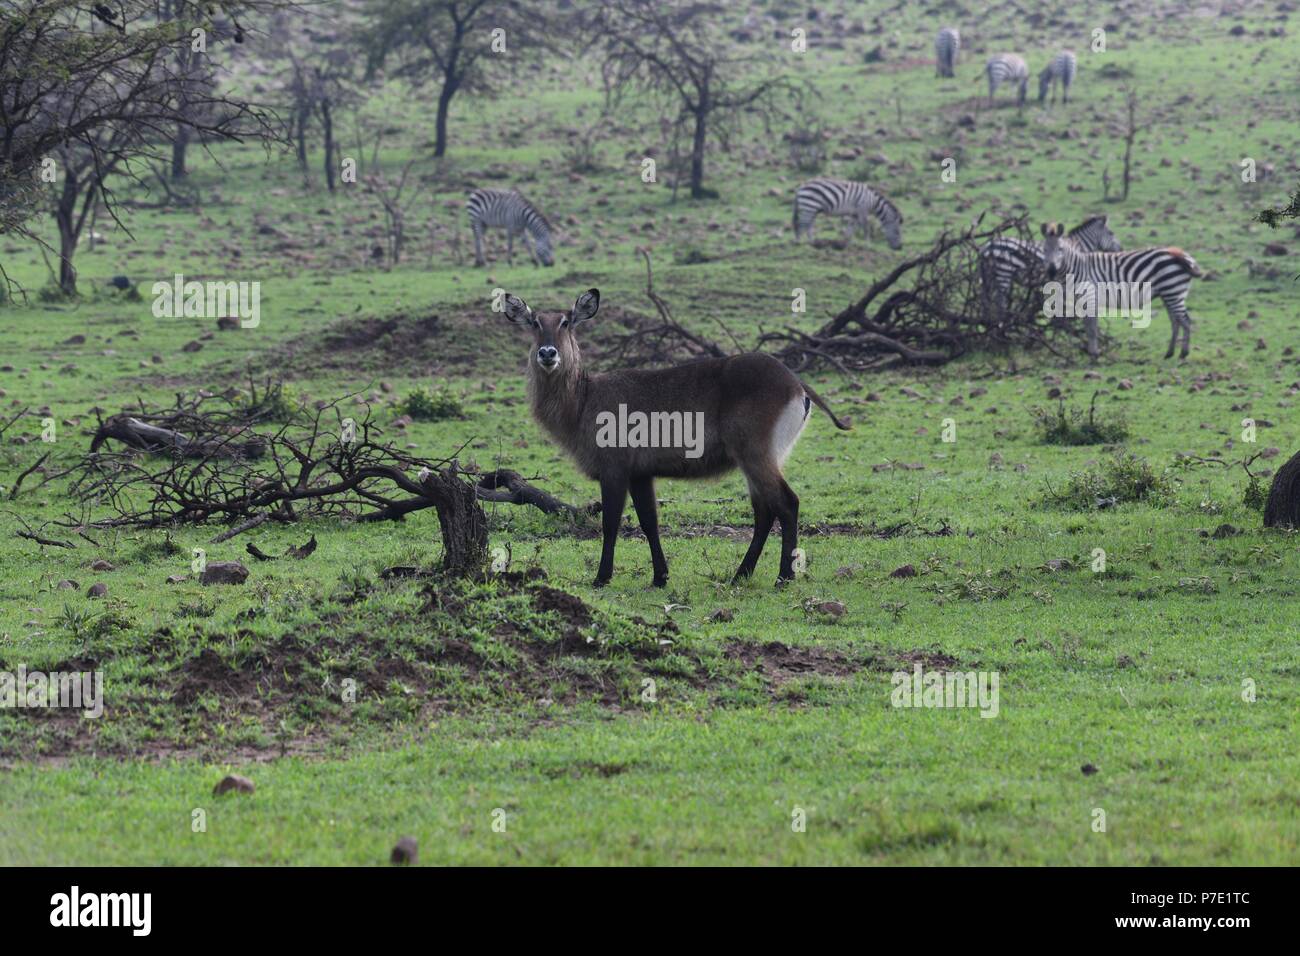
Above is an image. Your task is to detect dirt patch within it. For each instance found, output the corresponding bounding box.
[883,648,960,671]
[724,640,861,686]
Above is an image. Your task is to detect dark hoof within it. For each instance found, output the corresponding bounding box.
[775,575,793,588]
[1179,350,1190,360]
[651,576,668,588]
[592,577,610,589]
[730,568,753,585]
[1163,350,1174,359]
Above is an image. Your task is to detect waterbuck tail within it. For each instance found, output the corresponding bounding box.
[801,382,852,430]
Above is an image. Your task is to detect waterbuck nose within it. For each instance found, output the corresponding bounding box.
[538,346,558,363]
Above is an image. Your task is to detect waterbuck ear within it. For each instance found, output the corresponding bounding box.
[571,288,600,325]
[502,294,532,325]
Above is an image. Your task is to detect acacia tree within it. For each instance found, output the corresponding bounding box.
[589,0,796,199]
[360,0,550,158]
[1258,186,1300,227]
[0,0,285,294]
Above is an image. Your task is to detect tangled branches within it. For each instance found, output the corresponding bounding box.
[762,214,1101,374]
[58,386,592,576]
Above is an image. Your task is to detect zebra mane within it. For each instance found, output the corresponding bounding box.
[514,190,552,232]
[1069,215,1106,236]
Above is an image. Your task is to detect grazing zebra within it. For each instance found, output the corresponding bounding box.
[935,27,960,78]
[985,54,1029,106]
[466,188,554,267]
[979,215,1121,319]
[792,178,902,250]
[1038,51,1077,106]
[1041,222,1204,359]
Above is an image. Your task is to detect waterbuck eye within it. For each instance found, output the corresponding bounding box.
[559,319,568,329]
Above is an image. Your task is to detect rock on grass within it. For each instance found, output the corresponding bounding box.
[213,774,255,796]
[201,561,249,585]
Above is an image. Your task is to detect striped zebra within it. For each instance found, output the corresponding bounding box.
[979,216,1120,320]
[466,188,554,267]
[1038,51,1077,106]
[792,178,902,250]
[935,27,960,78]
[985,54,1029,106]
[1041,222,1204,359]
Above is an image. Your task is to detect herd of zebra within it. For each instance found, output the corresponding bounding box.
[467,176,1202,360]
[464,24,1201,361]
[935,27,1077,107]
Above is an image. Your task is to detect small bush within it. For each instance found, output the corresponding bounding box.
[403,386,466,422]
[1244,474,1267,511]
[1046,451,1174,510]
[1034,394,1128,446]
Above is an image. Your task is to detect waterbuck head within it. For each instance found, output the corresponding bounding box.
[1040,221,1067,279]
[503,288,600,376]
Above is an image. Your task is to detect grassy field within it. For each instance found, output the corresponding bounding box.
[2,0,1299,865]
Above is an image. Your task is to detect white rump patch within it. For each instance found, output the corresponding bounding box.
[771,395,811,470]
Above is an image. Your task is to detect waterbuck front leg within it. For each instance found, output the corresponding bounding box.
[594,475,629,588]
[629,476,668,587]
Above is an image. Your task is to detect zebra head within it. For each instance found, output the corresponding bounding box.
[1070,215,1121,252]
[532,227,555,267]
[1037,68,1053,105]
[1040,222,1069,279]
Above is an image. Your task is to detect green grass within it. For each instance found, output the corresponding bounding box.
[2,0,1300,864]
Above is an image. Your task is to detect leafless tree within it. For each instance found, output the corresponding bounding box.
[360,0,553,159]
[0,1,291,295]
[588,0,798,199]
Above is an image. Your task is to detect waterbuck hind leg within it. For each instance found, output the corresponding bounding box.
[774,479,801,585]
[629,476,668,587]
[732,495,775,583]
[594,476,629,587]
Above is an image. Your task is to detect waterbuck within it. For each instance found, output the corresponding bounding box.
[503,289,851,588]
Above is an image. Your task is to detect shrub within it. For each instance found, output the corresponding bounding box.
[1045,450,1174,510]
[1034,394,1128,445]
[403,386,466,422]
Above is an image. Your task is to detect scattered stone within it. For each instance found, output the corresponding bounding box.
[390,836,418,865]
[166,574,188,584]
[1042,558,1071,571]
[200,561,249,585]
[89,558,114,571]
[707,608,735,623]
[1117,379,1133,390]
[213,774,255,796]
[181,340,203,353]
[86,582,108,598]
[217,316,241,331]
[56,579,78,590]
[889,564,917,578]
[1080,763,1099,776]
[811,600,846,618]
[1211,523,1240,539]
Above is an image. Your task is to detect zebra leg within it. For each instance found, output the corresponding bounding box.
[506,229,514,266]
[1180,308,1193,359]
[473,223,486,267]
[1164,307,1179,360]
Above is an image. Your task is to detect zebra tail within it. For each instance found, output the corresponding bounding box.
[1167,248,1203,276]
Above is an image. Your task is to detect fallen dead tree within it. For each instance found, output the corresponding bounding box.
[59,388,594,576]
[760,214,1101,374]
